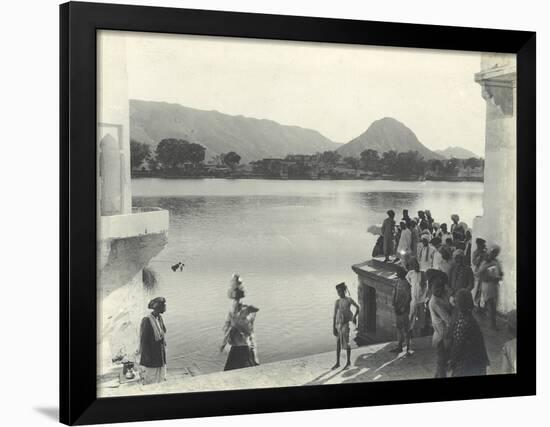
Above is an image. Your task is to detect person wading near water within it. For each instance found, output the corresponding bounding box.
[381,210,396,263]
[138,297,168,385]
[332,282,359,370]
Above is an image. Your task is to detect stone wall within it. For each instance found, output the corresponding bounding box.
[474,53,517,312]
[97,232,168,375]
[353,259,402,344]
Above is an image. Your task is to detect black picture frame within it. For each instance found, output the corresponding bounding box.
[60,1,536,425]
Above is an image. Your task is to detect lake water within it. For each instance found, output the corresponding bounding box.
[132,178,483,374]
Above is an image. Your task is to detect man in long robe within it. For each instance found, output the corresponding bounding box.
[139,297,167,385]
[381,210,396,262]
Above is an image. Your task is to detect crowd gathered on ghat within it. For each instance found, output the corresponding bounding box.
[133,209,517,386]
[377,209,516,378]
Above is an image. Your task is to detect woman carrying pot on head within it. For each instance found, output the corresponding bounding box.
[220,274,260,371]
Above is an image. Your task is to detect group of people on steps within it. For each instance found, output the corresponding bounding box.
[134,208,516,384]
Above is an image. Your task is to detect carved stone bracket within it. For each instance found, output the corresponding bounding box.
[475,63,516,118]
[481,80,515,117]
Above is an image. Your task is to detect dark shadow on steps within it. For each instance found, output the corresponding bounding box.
[305,369,342,386]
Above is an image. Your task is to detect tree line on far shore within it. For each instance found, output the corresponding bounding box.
[131,138,242,171]
[130,138,483,178]
[347,149,483,178]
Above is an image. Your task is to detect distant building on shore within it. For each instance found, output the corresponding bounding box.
[251,158,292,178]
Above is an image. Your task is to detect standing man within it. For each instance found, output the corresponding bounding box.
[417,233,436,291]
[437,223,452,244]
[425,210,435,233]
[139,297,167,385]
[449,251,475,300]
[409,220,419,255]
[471,238,487,307]
[381,210,396,263]
[402,209,412,227]
[427,270,452,378]
[396,221,412,266]
[450,214,465,242]
[479,245,504,330]
[406,258,428,347]
[417,234,435,271]
[417,211,428,230]
[390,267,412,355]
[431,237,443,270]
[464,230,473,266]
[332,282,360,370]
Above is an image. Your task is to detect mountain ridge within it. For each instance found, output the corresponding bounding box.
[130,100,341,162]
[336,117,444,160]
[131,102,476,163]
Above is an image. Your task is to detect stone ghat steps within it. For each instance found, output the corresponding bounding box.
[98,364,202,390]
[98,316,512,398]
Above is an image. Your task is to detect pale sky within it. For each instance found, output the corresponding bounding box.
[109,30,489,156]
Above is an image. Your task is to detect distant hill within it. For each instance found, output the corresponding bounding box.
[130,100,340,162]
[337,117,444,160]
[435,146,481,159]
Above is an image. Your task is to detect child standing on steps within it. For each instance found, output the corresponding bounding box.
[332,282,360,370]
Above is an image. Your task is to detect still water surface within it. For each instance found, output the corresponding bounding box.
[132,179,483,374]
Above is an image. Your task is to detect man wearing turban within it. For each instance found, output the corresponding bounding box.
[139,297,167,384]
[450,214,465,242]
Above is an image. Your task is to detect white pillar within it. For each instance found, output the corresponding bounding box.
[97,31,141,372]
[473,53,517,313]
[99,133,123,215]
[97,31,132,215]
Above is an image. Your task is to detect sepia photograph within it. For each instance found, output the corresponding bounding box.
[96,29,518,398]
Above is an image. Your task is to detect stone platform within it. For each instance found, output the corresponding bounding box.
[99,311,513,398]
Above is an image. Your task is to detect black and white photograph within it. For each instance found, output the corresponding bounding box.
[3,0,547,425]
[96,29,519,397]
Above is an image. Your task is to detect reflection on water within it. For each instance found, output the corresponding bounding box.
[132,179,483,374]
